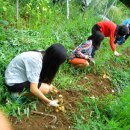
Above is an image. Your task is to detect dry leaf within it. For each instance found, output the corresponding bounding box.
[103,73,110,79]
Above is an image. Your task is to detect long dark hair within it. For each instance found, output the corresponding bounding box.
[39,43,67,84]
[117,25,128,36]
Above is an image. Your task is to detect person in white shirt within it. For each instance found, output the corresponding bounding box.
[5,43,67,107]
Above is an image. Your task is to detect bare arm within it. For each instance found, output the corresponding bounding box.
[30,83,51,104]
[0,111,12,130]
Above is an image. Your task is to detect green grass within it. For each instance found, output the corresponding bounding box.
[0,0,130,129]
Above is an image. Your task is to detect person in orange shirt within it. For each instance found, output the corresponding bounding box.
[88,21,129,57]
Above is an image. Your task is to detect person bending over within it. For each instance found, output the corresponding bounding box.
[5,43,67,107]
[88,20,129,57]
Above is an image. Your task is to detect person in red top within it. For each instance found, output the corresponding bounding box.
[88,20,129,57]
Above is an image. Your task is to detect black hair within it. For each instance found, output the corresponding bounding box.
[39,43,67,84]
[118,25,128,36]
[30,50,45,55]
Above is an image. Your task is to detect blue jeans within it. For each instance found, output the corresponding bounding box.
[117,36,125,45]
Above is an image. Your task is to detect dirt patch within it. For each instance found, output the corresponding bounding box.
[10,90,83,130]
[77,73,114,97]
[10,73,116,130]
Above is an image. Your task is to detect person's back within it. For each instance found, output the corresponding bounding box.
[5,51,43,86]
[69,40,94,68]
[97,21,116,37]
[70,40,93,60]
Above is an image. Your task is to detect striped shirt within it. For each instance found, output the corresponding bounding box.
[70,40,93,59]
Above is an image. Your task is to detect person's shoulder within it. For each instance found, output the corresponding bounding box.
[98,20,115,26]
[18,51,41,61]
[21,51,41,57]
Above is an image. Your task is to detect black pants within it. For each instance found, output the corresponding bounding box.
[88,24,105,57]
[6,81,41,92]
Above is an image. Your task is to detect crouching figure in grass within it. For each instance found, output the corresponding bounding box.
[69,37,96,68]
[5,43,67,107]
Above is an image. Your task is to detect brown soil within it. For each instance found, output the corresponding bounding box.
[10,73,114,130]
[77,73,114,97]
[10,90,83,130]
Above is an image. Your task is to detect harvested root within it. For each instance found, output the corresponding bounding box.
[55,94,66,112]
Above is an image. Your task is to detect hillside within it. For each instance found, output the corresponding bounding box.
[0,0,130,130]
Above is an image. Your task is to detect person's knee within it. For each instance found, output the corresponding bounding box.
[39,83,50,94]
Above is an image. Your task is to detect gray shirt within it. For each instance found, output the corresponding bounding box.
[5,51,43,86]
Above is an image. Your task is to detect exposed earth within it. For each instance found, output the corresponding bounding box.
[10,46,130,130]
[10,75,113,130]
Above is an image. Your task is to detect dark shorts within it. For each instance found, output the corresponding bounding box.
[6,81,42,92]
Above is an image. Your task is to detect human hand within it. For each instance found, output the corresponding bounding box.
[50,84,58,94]
[85,55,89,59]
[114,51,121,56]
[49,100,59,107]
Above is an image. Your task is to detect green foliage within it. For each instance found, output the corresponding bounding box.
[0,0,16,26]
[0,97,37,119]
[73,87,130,130]
[0,0,130,129]
[108,86,130,127]
[111,67,130,91]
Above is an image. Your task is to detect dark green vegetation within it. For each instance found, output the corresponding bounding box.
[120,0,130,8]
[0,0,130,129]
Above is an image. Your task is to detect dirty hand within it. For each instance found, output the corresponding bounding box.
[114,51,120,56]
[50,84,58,94]
[49,100,59,107]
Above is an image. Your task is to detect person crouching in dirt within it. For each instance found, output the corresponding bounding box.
[69,37,95,68]
[115,19,130,46]
[5,43,67,107]
[88,20,129,58]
